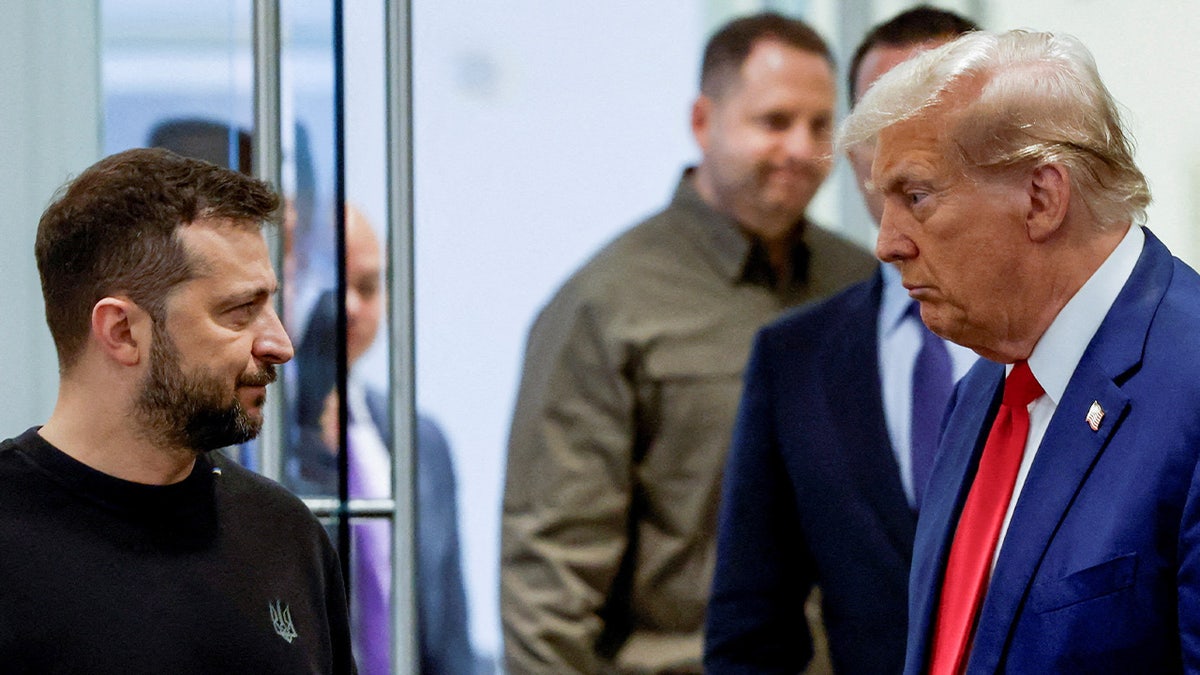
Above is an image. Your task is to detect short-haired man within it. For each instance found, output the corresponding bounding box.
[501,12,876,674]
[705,7,979,674]
[0,148,355,672]
[287,206,475,675]
[841,30,1200,672]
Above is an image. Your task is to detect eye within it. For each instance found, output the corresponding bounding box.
[356,277,380,300]
[226,301,260,327]
[760,112,792,132]
[811,115,832,139]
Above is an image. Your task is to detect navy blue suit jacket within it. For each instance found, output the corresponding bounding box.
[906,229,1200,673]
[706,270,917,674]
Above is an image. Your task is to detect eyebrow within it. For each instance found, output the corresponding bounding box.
[219,284,274,309]
[876,161,933,194]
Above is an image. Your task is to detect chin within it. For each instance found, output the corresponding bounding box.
[921,313,956,343]
[242,400,266,422]
[772,194,816,220]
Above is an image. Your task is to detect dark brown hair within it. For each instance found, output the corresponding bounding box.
[700,12,832,99]
[35,147,281,370]
[848,5,980,104]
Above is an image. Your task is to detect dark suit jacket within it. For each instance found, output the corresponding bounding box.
[286,290,476,675]
[906,229,1200,673]
[706,270,916,674]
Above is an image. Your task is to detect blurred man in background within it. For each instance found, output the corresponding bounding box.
[705,7,979,673]
[288,207,476,674]
[501,12,876,674]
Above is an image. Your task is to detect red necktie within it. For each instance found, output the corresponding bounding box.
[928,361,1043,674]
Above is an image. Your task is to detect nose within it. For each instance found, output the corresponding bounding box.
[254,304,294,365]
[875,200,917,263]
[345,288,362,325]
[785,122,827,163]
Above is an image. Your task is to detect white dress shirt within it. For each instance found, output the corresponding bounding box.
[993,224,1145,564]
[878,262,978,507]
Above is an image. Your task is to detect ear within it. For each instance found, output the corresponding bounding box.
[91,297,152,367]
[691,95,712,151]
[1025,163,1070,243]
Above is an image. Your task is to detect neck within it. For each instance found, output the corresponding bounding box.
[691,165,801,285]
[763,238,794,287]
[40,379,197,486]
[978,221,1131,364]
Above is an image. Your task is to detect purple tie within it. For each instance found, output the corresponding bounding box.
[909,302,953,509]
[348,426,392,675]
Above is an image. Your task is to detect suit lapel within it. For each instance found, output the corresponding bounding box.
[968,359,1130,671]
[907,360,1004,673]
[966,228,1171,671]
[823,272,917,554]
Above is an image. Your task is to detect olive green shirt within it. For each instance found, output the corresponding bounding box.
[501,172,876,674]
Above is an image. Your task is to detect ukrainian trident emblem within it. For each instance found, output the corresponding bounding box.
[269,599,299,643]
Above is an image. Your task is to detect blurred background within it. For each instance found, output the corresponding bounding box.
[4,0,1197,670]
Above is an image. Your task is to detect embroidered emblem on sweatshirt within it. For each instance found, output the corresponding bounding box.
[269,599,298,643]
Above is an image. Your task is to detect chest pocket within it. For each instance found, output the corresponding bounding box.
[1029,552,1138,614]
[633,341,745,455]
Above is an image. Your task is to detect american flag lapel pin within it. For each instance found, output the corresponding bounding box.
[1086,401,1105,432]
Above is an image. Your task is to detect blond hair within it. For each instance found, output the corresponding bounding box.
[838,30,1150,228]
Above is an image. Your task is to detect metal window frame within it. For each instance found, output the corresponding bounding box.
[252,0,417,672]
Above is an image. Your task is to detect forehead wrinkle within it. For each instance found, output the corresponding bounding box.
[179,224,277,296]
[875,157,923,193]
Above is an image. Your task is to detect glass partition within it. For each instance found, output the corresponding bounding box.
[100,1,416,672]
[103,1,983,672]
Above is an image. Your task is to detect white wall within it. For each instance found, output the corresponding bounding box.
[412,2,708,658]
[6,1,1197,669]
[0,1,101,438]
[985,2,1200,264]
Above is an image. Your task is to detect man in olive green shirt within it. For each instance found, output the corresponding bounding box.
[501,13,876,674]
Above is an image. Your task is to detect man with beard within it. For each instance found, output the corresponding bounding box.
[0,147,356,673]
[501,13,876,674]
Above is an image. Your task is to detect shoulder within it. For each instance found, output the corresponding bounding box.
[1119,234,1200,375]
[1136,259,1200,388]
[416,414,451,459]
[0,432,37,492]
[760,273,881,347]
[1159,257,1200,321]
[557,204,695,296]
[804,225,879,286]
[0,433,23,466]
[528,204,698,337]
[211,454,326,532]
[804,229,879,295]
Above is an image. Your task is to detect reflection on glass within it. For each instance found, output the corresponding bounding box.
[278,0,340,494]
[100,0,480,671]
[101,0,253,163]
[285,206,389,500]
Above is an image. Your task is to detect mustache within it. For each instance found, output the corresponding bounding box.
[238,364,278,387]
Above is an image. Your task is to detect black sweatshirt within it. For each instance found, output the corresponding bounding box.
[0,427,356,674]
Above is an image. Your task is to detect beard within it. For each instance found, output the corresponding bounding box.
[135,323,277,453]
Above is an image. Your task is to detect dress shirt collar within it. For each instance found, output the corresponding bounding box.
[673,168,812,289]
[1026,225,1144,402]
[345,376,371,426]
[880,261,913,336]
